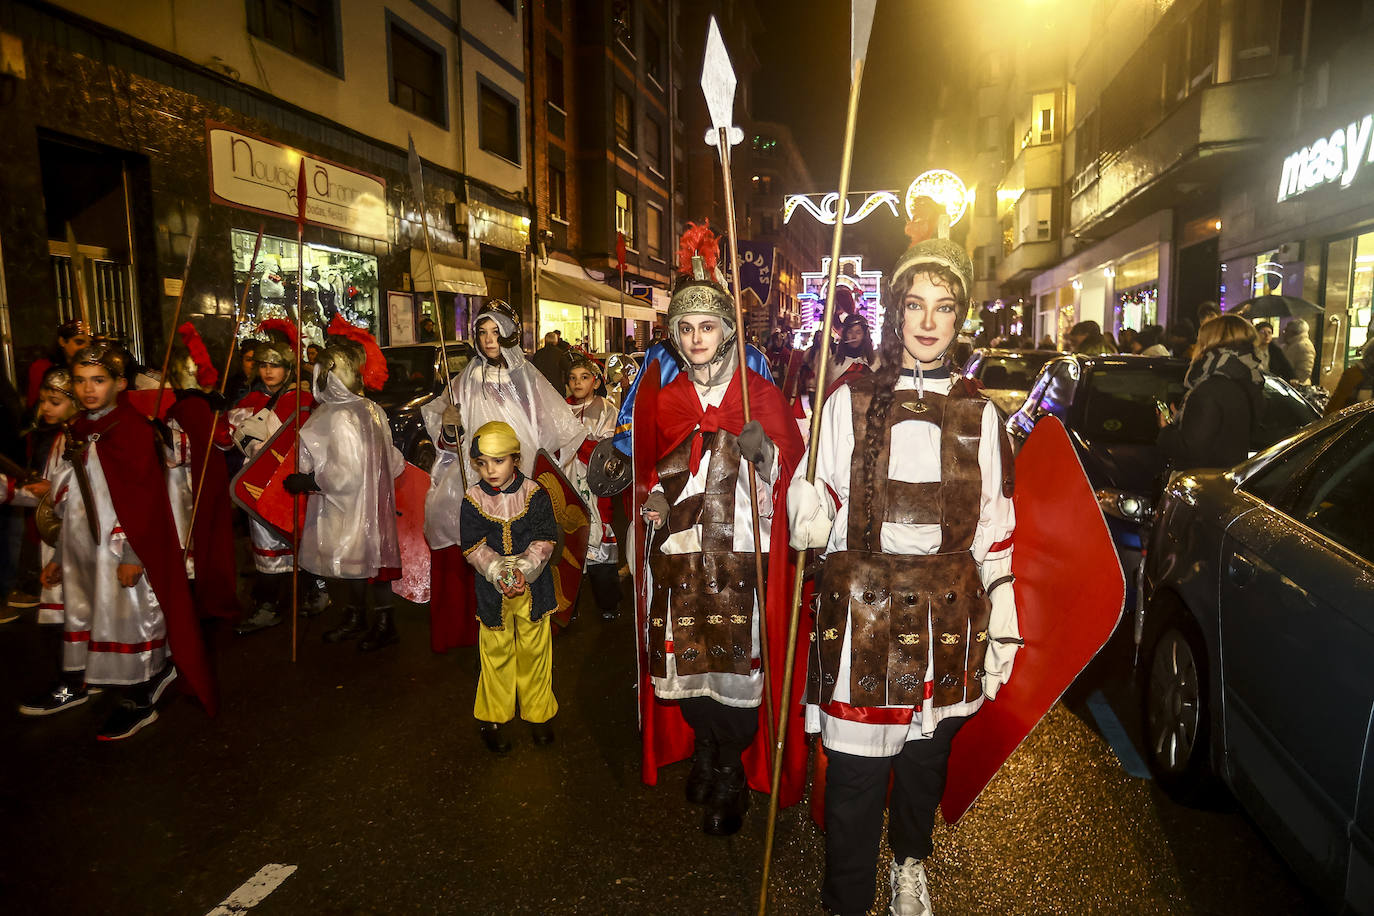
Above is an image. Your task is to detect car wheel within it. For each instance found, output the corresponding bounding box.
[411,438,436,474]
[1142,614,1220,804]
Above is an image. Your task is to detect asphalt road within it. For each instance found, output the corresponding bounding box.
[0,586,1324,915]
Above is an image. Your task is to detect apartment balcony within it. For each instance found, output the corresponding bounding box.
[996,239,1059,286]
[1001,141,1063,196]
[1070,75,1295,237]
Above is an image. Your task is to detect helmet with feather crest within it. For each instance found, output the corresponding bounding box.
[667,222,735,364]
[319,315,388,395]
[252,318,299,372]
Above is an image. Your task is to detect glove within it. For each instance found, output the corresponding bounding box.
[736,420,776,476]
[787,477,835,550]
[150,418,174,451]
[641,491,670,530]
[588,438,631,496]
[204,390,231,412]
[441,404,462,444]
[282,472,319,495]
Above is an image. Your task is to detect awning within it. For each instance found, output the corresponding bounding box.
[410,249,487,295]
[537,270,660,322]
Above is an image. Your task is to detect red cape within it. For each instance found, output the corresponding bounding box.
[166,393,239,620]
[634,362,811,806]
[430,543,479,651]
[71,404,218,716]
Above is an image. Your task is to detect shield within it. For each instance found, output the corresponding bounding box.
[532,449,590,629]
[940,416,1126,824]
[392,462,432,604]
[230,418,306,539]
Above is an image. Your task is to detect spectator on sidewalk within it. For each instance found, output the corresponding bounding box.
[531,331,572,395]
[1158,314,1263,470]
[1280,318,1316,386]
[1253,320,1294,380]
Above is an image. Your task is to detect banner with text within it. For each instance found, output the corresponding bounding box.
[736,241,776,307]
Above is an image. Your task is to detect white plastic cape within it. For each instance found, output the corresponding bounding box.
[420,334,585,551]
[298,374,405,578]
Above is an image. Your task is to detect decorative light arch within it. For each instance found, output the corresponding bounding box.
[781,169,971,228]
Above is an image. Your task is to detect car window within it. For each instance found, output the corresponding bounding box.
[381,347,437,395]
[1253,377,1321,451]
[1078,365,1186,444]
[1285,417,1374,563]
[1240,417,1352,505]
[976,353,1054,390]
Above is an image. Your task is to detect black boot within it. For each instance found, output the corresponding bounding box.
[685,737,718,805]
[322,606,367,643]
[358,608,398,652]
[702,764,750,836]
[480,722,512,754]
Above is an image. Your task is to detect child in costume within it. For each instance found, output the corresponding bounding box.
[566,355,620,620]
[26,344,217,737]
[284,317,405,650]
[788,239,1021,916]
[221,321,321,634]
[459,420,560,753]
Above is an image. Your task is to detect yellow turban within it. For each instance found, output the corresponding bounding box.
[469,420,521,459]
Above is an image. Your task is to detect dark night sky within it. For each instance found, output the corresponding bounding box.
[751,0,964,265]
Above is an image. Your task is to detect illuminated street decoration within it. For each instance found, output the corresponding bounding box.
[781,169,970,228]
[905,169,969,226]
[795,255,884,346]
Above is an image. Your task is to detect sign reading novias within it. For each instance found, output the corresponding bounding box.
[1277,115,1374,203]
[205,121,389,241]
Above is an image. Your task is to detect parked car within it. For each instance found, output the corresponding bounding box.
[373,342,473,472]
[1007,354,1320,604]
[1138,399,1374,913]
[961,347,1061,415]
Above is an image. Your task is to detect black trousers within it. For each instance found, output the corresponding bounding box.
[586,562,620,615]
[325,577,393,611]
[252,571,325,607]
[678,695,758,765]
[821,715,968,915]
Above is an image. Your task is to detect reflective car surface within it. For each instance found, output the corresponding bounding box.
[1139,400,1374,913]
[961,348,1061,416]
[373,343,473,472]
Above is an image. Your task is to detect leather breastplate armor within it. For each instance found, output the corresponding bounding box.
[807,378,1001,710]
[647,429,758,678]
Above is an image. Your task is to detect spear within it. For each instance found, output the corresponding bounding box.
[291,160,308,663]
[407,134,465,489]
[183,225,264,565]
[757,3,875,912]
[63,223,93,332]
[150,217,202,419]
[701,16,776,761]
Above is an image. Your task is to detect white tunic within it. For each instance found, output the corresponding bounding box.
[568,394,617,564]
[297,375,405,579]
[646,377,779,709]
[7,436,67,623]
[794,375,1021,757]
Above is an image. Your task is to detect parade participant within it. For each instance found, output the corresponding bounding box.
[23,344,216,736]
[221,321,322,633]
[284,318,405,650]
[25,319,91,407]
[566,355,620,620]
[4,368,78,631]
[459,420,560,753]
[788,239,1020,916]
[634,224,806,837]
[422,300,583,652]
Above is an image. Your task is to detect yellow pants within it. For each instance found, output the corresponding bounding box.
[474,590,558,725]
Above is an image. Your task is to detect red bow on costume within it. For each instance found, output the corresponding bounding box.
[688,405,725,475]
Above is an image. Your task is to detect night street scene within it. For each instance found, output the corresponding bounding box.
[0,0,1372,914]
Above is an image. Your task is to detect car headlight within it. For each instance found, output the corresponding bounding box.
[1095,488,1154,522]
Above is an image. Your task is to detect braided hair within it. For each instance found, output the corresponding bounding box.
[855,263,968,551]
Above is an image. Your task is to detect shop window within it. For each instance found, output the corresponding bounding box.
[646,204,663,258]
[546,51,565,110]
[246,0,340,74]
[388,18,446,126]
[616,190,636,249]
[644,117,663,171]
[478,81,521,164]
[645,26,664,86]
[549,166,567,222]
[230,228,380,343]
[614,87,635,151]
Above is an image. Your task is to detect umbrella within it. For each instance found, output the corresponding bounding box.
[1233,294,1321,318]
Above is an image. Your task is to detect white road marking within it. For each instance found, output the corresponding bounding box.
[204,864,298,915]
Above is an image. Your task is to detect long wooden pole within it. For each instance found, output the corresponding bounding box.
[757,55,867,916]
[150,219,201,419]
[292,164,307,663]
[715,126,776,762]
[183,225,263,564]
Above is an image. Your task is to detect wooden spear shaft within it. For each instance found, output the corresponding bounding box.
[183,225,263,565]
[757,55,866,916]
[291,210,305,664]
[716,125,776,762]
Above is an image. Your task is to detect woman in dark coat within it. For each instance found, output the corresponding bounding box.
[1158,314,1264,470]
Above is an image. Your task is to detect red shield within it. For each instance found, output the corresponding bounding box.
[532,449,590,628]
[391,462,432,604]
[230,419,306,538]
[940,416,1125,823]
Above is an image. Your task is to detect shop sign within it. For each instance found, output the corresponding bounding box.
[206,122,389,241]
[1277,115,1374,203]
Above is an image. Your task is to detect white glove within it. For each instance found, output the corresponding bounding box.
[787,477,835,550]
[980,573,1022,700]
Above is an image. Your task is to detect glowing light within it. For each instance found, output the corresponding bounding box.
[905,169,970,227]
[796,255,884,348]
[1213,219,1222,231]
[781,191,901,225]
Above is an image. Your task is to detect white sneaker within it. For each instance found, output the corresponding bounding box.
[890,856,932,916]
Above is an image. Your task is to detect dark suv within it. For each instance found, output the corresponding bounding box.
[373,343,473,472]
